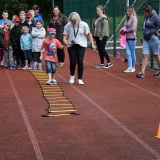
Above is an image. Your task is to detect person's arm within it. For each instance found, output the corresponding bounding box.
[40,40,45,60]
[0,30,7,50]
[20,36,23,50]
[87,33,96,50]
[63,35,68,45]
[40,48,44,60]
[100,18,109,40]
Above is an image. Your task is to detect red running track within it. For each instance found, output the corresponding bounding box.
[0,48,160,160]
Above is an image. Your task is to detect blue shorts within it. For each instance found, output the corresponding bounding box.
[143,35,160,55]
[45,61,56,74]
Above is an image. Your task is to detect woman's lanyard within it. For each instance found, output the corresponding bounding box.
[73,25,79,38]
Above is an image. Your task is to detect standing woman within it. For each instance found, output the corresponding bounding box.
[93,5,113,68]
[48,6,68,67]
[122,6,138,73]
[63,12,96,85]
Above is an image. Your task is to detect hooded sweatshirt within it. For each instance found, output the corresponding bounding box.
[93,15,109,39]
[143,10,160,39]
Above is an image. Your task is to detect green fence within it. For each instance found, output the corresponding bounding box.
[63,0,160,69]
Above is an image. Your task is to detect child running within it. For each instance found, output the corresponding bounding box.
[40,28,63,85]
[31,20,46,70]
[20,26,32,70]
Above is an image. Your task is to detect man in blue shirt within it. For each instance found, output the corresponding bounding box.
[33,5,44,26]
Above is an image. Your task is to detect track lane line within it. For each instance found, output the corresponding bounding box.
[6,70,44,160]
[84,61,160,98]
[57,72,160,159]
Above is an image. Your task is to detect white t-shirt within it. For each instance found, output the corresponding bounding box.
[63,21,90,48]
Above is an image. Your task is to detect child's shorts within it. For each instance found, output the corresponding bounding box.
[45,60,56,74]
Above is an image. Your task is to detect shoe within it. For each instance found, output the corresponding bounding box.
[51,79,57,84]
[96,64,105,68]
[78,79,84,85]
[132,68,136,72]
[136,72,145,78]
[104,62,113,68]
[46,80,52,85]
[16,64,22,69]
[37,65,42,70]
[124,67,134,73]
[22,66,29,70]
[10,66,16,69]
[31,65,37,70]
[69,76,75,84]
[0,61,4,66]
[153,71,160,77]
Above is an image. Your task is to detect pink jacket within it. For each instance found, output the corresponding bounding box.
[119,27,126,48]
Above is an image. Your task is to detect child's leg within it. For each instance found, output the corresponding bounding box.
[23,50,28,66]
[51,73,56,80]
[28,49,33,66]
[48,73,52,81]
[37,52,42,69]
[8,49,15,67]
[3,49,9,67]
[33,52,37,67]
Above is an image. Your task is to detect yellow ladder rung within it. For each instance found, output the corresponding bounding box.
[48,110,76,113]
[48,100,70,102]
[49,104,72,106]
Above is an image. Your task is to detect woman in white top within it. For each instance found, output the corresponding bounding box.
[63,12,96,85]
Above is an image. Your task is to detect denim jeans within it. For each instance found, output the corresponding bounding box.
[3,49,14,67]
[24,49,32,61]
[126,39,137,68]
[45,60,56,74]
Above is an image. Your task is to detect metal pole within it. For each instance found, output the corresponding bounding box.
[52,0,54,8]
[113,0,116,57]
[126,0,129,6]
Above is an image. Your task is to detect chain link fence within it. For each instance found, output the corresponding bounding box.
[63,0,160,69]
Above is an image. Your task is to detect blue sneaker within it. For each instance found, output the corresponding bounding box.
[10,66,16,69]
[31,65,37,70]
[37,65,42,70]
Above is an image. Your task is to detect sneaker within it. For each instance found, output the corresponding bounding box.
[124,67,134,73]
[78,79,84,85]
[104,62,113,68]
[51,79,57,85]
[22,66,29,70]
[46,80,52,85]
[0,61,4,66]
[17,64,22,69]
[132,68,136,72]
[10,66,16,69]
[96,64,105,68]
[153,71,160,77]
[31,65,37,70]
[37,65,42,70]
[136,72,145,78]
[69,76,75,84]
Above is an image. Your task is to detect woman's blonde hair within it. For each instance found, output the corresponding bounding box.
[22,26,29,33]
[68,12,81,25]
[126,6,137,20]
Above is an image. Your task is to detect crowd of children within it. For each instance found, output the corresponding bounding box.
[0,5,44,70]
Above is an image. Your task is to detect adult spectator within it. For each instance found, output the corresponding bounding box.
[121,6,138,73]
[93,5,113,69]
[136,4,160,78]
[48,6,68,67]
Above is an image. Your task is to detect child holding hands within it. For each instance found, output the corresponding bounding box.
[40,28,63,85]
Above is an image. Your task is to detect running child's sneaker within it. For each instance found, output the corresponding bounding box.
[46,80,52,85]
[51,79,57,85]
[10,66,16,69]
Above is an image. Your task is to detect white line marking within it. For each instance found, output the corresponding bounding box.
[84,61,160,98]
[57,73,160,159]
[6,70,44,160]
